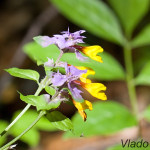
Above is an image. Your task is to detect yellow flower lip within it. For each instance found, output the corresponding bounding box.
[74,80,107,100]
[72,99,93,121]
[73,45,103,63]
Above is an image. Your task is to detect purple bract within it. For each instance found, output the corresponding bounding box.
[51,65,87,102]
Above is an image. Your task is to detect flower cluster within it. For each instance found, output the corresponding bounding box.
[34,29,107,121]
[34,28,103,62]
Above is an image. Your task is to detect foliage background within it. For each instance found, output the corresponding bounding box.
[0,0,150,149]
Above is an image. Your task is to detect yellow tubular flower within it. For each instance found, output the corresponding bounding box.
[72,99,93,121]
[76,66,95,83]
[81,46,103,63]
[79,82,107,100]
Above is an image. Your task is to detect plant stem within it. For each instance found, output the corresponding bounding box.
[0,80,44,138]
[0,111,46,150]
[0,104,31,138]
[55,49,63,65]
[123,44,138,116]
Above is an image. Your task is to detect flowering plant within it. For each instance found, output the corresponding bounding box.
[0,29,106,149]
[48,0,150,149]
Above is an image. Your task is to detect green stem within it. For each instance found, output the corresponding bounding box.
[0,104,31,138]
[0,80,45,138]
[123,45,138,116]
[0,111,46,150]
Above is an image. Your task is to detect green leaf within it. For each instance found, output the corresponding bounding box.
[135,61,150,85]
[10,110,58,146]
[5,68,39,83]
[108,0,149,36]
[19,93,61,111]
[45,86,56,96]
[24,42,125,81]
[143,105,150,122]
[132,24,150,48]
[19,93,38,106]
[51,0,124,45]
[0,120,8,146]
[64,101,137,138]
[46,111,73,131]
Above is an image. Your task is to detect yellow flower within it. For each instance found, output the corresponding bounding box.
[72,99,93,121]
[74,80,107,100]
[76,66,95,83]
[81,46,103,63]
[83,83,107,100]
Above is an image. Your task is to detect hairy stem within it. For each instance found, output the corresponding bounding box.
[0,111,46,150]
[123,44,138,116]
[55,49,63,65]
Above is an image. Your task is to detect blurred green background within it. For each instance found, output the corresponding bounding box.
[0,0,150,149]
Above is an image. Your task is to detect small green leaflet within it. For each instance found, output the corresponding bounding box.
[5,68,40,83]
[19,93,60,111]
[45,86,56,96]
